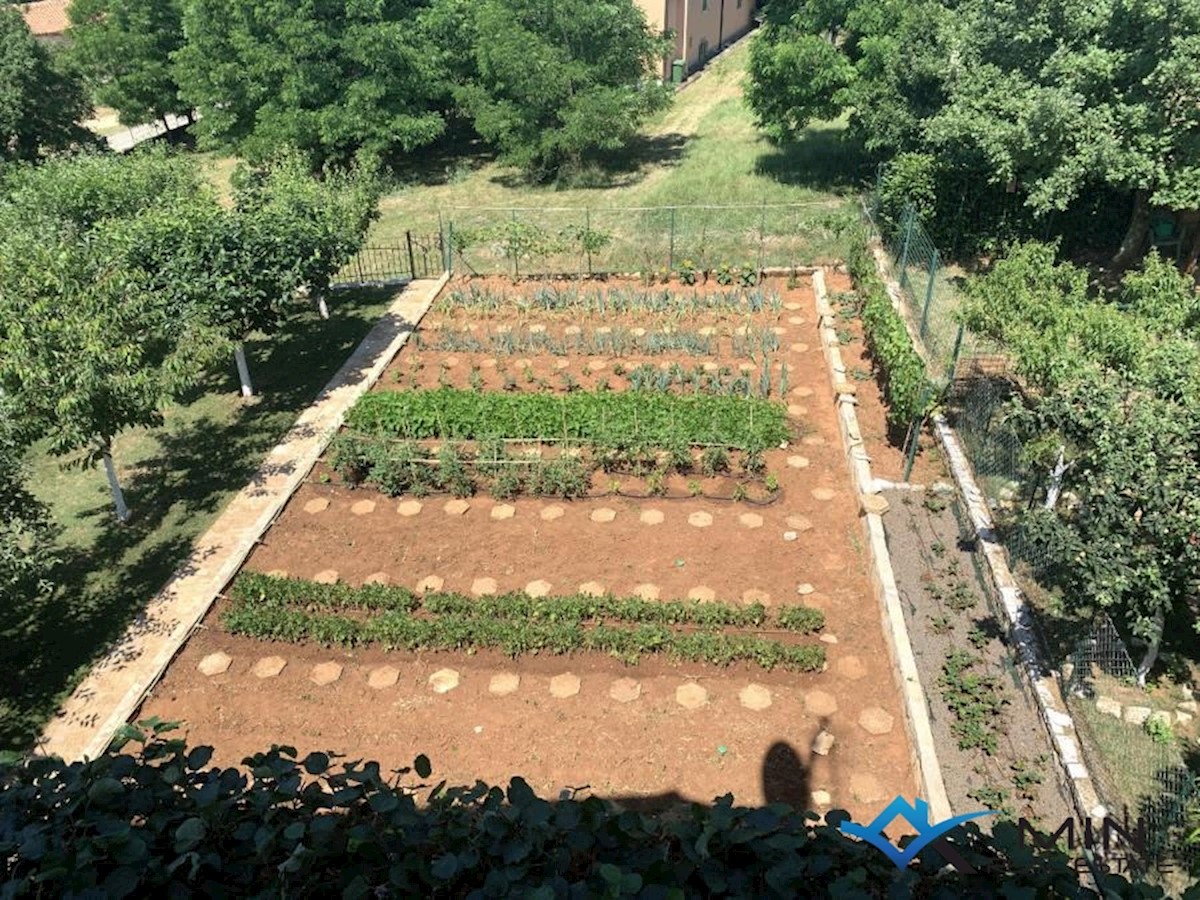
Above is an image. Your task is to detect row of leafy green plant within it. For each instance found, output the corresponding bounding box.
[328,434,781,500]
[416,323,781,359]
[3,725,1154,898]
[231,573,825,632]
[346,388,790,451]
[223,574,826,671]
[845,227,935,424]
[402,355,793,400]
[440,283,783,315]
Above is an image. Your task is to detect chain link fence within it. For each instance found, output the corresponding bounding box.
[333,203,852,284]
[866,197,1200,878]
[1063,617,1200,875]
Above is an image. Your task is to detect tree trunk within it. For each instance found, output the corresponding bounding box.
[1043,446,1068,510]
[103,448,131,524]
[1111,190,1151,270]
[1136,608,1165,687]
[234,344,254,397]
[1184,224,1200,275]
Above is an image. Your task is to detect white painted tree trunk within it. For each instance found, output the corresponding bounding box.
[1137,609,1165,687]
[103,450,130,523]
[1043,446,1068,510]
[317,296,330,320]
[234,344,254,397]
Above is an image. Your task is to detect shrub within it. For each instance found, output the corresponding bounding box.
[846,227,936,424]
[0,727,1153,897]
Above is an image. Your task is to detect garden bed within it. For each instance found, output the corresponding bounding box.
[136,274,919,818]
[883,486,1075,826]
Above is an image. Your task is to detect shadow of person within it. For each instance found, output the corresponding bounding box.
[761,740,810,808]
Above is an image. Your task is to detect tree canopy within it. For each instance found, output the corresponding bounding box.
[0,7,92,161]
[173,0,448,166]
[452,0,672,177]
[749,0,1200,261]
[0,148,377,517]
[960,243,1200,680]
[67,0,190,128]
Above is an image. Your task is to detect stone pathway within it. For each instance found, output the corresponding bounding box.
[39,277,449,762]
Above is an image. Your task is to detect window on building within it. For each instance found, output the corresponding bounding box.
[701,0,708,10]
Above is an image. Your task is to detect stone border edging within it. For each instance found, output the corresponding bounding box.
[862,236,1105,821]
[811,269,952,820]
[39,274,450,763]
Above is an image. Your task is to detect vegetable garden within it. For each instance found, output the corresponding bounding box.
[133,271,920,817]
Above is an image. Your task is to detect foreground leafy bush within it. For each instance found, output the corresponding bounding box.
[224,574,826,671]
[0,726,1163,898]
[346,389,789,451]
[846,228,935,424]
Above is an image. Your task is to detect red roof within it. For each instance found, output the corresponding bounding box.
[20,0,71,37]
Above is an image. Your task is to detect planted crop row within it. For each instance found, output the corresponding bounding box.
[231,573,826,633]
[346,389,789,451]
[440,284,783,315]
[223,605,826,671]
[328,433,780,500]
[846,229,935,424]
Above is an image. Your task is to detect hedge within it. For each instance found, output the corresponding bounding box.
[0,726,1167,898]
[846,228,935,424]
[345,389,790,451]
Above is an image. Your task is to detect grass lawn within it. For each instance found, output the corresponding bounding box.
[370,40,867,239]
[2,287,400,751]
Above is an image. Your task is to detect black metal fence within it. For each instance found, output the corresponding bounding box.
[330,233,444,286]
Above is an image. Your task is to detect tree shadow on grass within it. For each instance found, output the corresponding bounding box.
[754,128,873,196]
[0,286,399,752]
[486,133,690,193]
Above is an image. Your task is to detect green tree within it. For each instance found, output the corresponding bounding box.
[67,0,190,128]
[0,228,214,521]
[452,0,672,178]
[749,0,1200,264]
[103,152,378,396]
[0,7,92,160]
[962,243,1200,682]
[172,0,447,166]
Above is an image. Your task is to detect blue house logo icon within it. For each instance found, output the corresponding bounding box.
[840,797,996,873]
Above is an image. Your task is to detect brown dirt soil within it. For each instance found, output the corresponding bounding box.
[881,488,1075,826]
[136,273,919,822]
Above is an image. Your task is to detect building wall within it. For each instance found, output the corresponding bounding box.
[635,0,758,80]
[681,0,757,73]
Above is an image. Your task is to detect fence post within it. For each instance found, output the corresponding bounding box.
[585,208,593,276]
[897,206,915,290]
[668,207,676,273]
[758,200,767,272]
[446,221,454,275]
[511,209,519,280]
[947,322,966,381]
[919,249,939,338]
[406,231,417,279]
